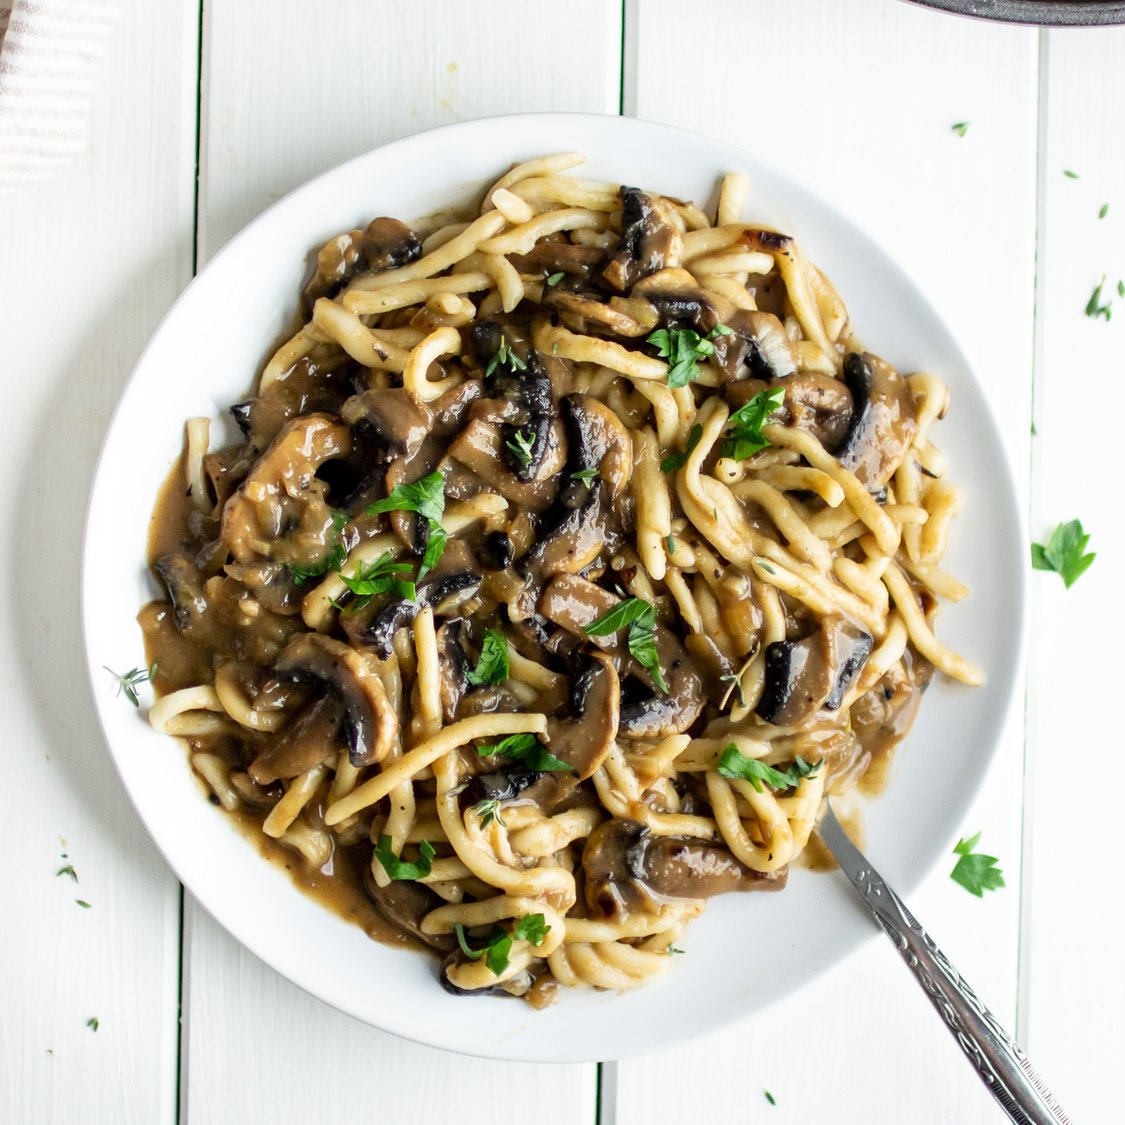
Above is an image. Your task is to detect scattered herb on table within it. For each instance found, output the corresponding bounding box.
[466,629,509,687]
[765,1090,777,1107]
[56,864,77,883]
[1085,277,1112,320]
[86,1017,99,1033]
[1064,168,1080,179]
[584,598,668,694]
[951,121,970,138]
[716,746,821,793]
[666,945,685,956]
[1031,519,1096,588]
[1099,203,1109,220]
[647,323,731,389]
[373,836,436,881]
[950,832,1005,897]
[75,900,91,910]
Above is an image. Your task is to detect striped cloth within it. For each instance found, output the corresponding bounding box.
[0,0,118,193]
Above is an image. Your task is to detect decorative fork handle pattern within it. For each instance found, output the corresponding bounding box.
[818,806,1070,1125]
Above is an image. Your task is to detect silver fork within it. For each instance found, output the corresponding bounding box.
[817,801,1070,1124]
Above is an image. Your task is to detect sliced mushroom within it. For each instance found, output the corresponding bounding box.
[341,388,433,462]
[542,284,658,338]
[248,693,343,785]
[272,634,396,766]
[507,240,609,281]
[618,623,706,740]
[769,372,854,451]
[632,267,712,323]
[303,217,422,307]
[835,352,918,487]
[719,309,798,382]
[602,187,682,293]
[435,620,468,723]
[353,569,481,659]
[756,617,874,727]
[558,393,633,506]
[583,820,786,919]
[153,553,209,633]
[544,653,619,779]
[522,480,617,583]
[362,863,455,953]
[221,413,352,565]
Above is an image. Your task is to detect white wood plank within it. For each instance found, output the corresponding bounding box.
[1021,27,1125,1123]
[183,4,619,1122]
[615,3,1036,1122]
[0,1,198,1122]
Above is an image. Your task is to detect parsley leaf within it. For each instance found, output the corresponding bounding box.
[666,945,685,956]
[373,836,436,881]
[1064,168,1079,179]
[545,272,565,287]
[584,598,668,694]
[476,732,572,772]
[571,467,599,488]
[1031,519,1096,588]
[1085,276,1112,320]
[473,798,507,828]
[288,510,350,585]
[366,472,447,576]
[485,334,528,378]
[454,914,550,976]
[950,831,1005,897]
[75,900,91,909]
[367,472,445,524]
[505,427,536,467]
[721,386,786,461]
[660,424,703,472]
[1099,203,1109,220]
[338,553,417,611]
[951,121,970,138]
[466,629,510,686]
[647,323,731,389]
[86,1017,99,1032]
[765,1091,777,1107]
[56,865,78,883]
[716,745,822,793]
[104,664,156,708]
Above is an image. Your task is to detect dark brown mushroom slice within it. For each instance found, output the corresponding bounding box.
[457,684,526,718]
[544,652,619,779]
[538,573,621,643]
[223,559,302,615]
[632,267,712,324]
[474,765,544,802]
[435,620,468,724]
[478,530,514,570]
[755,617,874,727]
[355,570,480,659]
[618,628,706,740]
[521,480,618,583]
[341,388,433,462]
[361,863,455,953]
[541,283,658,339]
[558,393,633,508]
[507,240,609,281]
[602,187,680,293]
[769,372,854,451]
[303,216,422,308]
[583,820,786,919]
[272,634,395,767]
[356,596,421,660]
[248,693,344,785]
[835,352,918,487]
[717,309,798,382]
[153,553,209,633]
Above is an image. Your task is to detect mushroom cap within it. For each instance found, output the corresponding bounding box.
[544,652,619,779]
[272,633,396,767]
[835,351,918,487]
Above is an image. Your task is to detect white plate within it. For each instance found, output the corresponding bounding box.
[82,113,1025,1062]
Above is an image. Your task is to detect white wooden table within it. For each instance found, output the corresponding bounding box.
[2,2,1121,1121]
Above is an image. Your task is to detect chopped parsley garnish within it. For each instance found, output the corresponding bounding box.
[373,836,436,881]
[1031,519,1096,588]
[1100,203,1109,220]
[485,334,528,378]
[466,629,509,687]
[86,1017,99,1033]
[104,664,156,708]
[660,424,703,472]
[951,121,970,138]
[666,945,685,956]
[476,732,571,772]
[721,386,786,460]
[583,597,668,693]
[666,534,676,556]
[366,471,447,576]
[646,323,731,389]
[1119,279,1125,299]
[719,672,746,708]
[288,510,350,585]
[571,467,599,488]
[454,913,551,976]
[1085,276,1112,320]
[1064,168,1080,179]
[337,552,416,610]
[505,427,536,467]
[545,271,565,287]
[56,865,78,883]
[716,746,821,793]
[950,831,1005,897]
[75,900,91,909]
[765,1091,776,1107]
[473,798,507,828]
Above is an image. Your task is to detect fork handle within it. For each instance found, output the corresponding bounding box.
[818,806,1069,1125]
